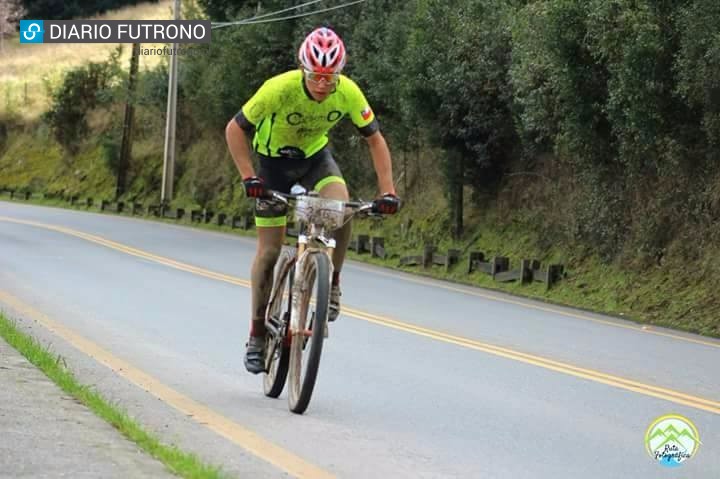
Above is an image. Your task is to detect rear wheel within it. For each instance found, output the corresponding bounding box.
[263,248,295,398]
[288,252,331,414]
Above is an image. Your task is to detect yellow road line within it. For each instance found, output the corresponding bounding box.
[347,264,720,349]
[0,217,250,287]
[7,214,718,350]
[0,289,335,479]
[1,216,719,416]
[344,307,720,414]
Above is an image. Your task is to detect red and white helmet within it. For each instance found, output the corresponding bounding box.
[298,27,346,74]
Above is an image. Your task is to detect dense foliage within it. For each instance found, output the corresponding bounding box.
[45,49,122,154]
[20,0,158,20]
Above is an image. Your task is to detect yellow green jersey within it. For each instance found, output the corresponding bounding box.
[236,70,378,159]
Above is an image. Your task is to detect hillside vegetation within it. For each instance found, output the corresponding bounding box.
[0,0,171,119]
[1,0,719,337]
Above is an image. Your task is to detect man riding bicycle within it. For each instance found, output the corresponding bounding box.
[225,27,401,374]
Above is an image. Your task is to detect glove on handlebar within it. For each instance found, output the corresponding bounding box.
[243,176,268,198]
[372,193,401,215]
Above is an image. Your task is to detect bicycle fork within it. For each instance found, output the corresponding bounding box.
[290,234,334,340]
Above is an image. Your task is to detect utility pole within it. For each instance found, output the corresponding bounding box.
[161,0,181,204]
[117,42,140,200]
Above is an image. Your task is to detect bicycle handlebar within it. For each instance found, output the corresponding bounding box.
[267,190,379,217]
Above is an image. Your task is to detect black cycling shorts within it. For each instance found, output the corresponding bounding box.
[254,147,346,227]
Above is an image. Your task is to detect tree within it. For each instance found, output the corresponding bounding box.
[402,0,520,238]
[45,50,122,154]
[196,0,258,21]
[676,0,720,147]
[0,0,24,55]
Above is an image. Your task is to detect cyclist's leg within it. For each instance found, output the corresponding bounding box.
[318,181,351,273]
[249,156,314,333]
[300,148,350,320]
[251,221,286,336]
[245,158,305,373]
[300,147,351,274]
[245,198,287,373]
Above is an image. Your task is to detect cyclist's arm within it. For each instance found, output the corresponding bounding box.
[226,78,275,178]
[341,77,395,195]
[225,118,255,178]
[365,131,395,195]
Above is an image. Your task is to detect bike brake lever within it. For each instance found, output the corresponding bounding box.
[270,192,289,205]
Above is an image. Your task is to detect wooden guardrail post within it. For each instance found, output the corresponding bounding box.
[423,244,436,268]
[491,256,509,278]
[468,251,484,274]
[370,237,385,258]
[445,249,460,271]
[533,264,565,290]
[521,259,540,284]
[356,234,369,254]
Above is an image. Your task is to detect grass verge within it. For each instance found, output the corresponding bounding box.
[0,311,228,479]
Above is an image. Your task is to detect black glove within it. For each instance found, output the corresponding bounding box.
[372,193,401,215]
[243,176,267,198]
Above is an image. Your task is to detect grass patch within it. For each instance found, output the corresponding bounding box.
[0,311,229,479]
[0,0,173,120]
[347,203,720,339]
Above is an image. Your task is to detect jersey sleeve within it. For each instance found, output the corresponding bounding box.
[343,77,380,137]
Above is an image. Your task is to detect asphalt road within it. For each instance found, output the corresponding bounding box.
[1,200,719,478]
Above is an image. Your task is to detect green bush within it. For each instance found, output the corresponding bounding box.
[45,50,122,154]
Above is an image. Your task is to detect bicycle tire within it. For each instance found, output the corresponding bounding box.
[263,248,295,398]
[288,251,331,414]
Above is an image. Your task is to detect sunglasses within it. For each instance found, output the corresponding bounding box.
[303,70,340,85]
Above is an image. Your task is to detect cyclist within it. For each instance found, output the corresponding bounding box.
[225,27,401,374]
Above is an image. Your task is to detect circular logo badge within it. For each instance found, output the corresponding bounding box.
[645,414,701,467]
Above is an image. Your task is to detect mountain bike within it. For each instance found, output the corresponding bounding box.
[261,189,377,414]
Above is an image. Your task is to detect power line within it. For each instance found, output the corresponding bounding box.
[241,1,367,24]
[212,0,324,28]
[211,0,367,30]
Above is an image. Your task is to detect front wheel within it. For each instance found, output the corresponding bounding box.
[288,252,331,414]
